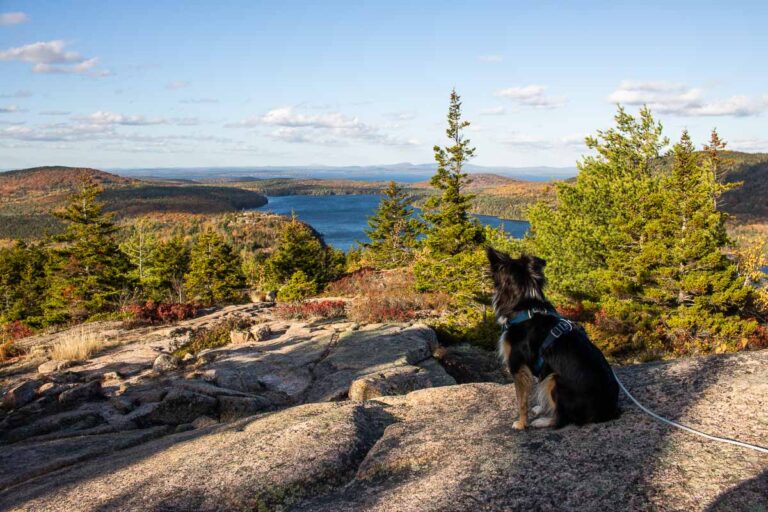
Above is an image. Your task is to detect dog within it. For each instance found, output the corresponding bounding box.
[486,247,620,429]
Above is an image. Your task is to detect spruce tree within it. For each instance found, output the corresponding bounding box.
[0,241,48,326]
[145,237,190,302]
[184,231,245,305]
[422,89,483,256]
[44,180,131,322]
[120,218,158,287]
[363,181,421,268]
[264,216,342,289]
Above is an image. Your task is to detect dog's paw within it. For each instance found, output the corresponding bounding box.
[531,405,543,417]
[530,417,555,428]
[513,420,526,430]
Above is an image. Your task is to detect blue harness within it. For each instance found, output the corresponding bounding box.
[502,307,574,376]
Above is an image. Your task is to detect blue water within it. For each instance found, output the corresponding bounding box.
[256,194,529,251]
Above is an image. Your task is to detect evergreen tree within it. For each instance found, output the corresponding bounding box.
[421,89,483,256]
[264,216,343,289]
[184,230,245,305]
[120,218,158,286]
[529,109,756,355]
[362,181,421,268]
[0,241,49,326]
[276,270,317,302]
[145,237,190,302]
[44,180,131,322]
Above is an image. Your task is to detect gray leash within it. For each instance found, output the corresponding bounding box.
[611,368,768,454]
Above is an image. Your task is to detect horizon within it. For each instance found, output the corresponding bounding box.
[1,1,767,174]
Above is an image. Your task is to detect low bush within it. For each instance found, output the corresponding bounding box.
[274,300,347,320]
[172,317,251,358]
[122,300,198,325]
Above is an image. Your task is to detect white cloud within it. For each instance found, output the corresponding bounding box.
[0,40,110,76]
[80,111,168,126]
[729,138,768,153]
[228,106,418,146]
[0,12,28,26]
[479,106,506,116]
[0,105,21,113]
[495,85,566,109]
[478,55,503,62]
[608,81,768,117]
[166,80,190,90]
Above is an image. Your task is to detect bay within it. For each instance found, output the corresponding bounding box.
[256,194,529,251]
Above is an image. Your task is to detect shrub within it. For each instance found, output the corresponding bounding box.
[172,317,251,358]
[274,300,347,320]
[277,271,317,302]
[50,326,103,361]
[122,300,198,325]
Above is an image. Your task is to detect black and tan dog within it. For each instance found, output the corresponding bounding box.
[487,247,620,429]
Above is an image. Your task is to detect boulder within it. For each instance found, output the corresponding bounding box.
[433,343,510,384]
[152,353,180,373]
[230,329,255,344]
[251,324,272,341]
[58,380,102,406]
[2,380,41,409]
[218,395,273,421]
[145,388,218,425]
[348,366,434,401]
[37,360,75,375]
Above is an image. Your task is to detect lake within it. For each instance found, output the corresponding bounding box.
[256,194,530,251]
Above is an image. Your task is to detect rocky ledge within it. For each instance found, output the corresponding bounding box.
[0,305,766,511]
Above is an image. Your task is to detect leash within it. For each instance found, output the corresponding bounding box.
[611,367,768,455]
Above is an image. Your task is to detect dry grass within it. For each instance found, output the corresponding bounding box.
[49,326,104,362]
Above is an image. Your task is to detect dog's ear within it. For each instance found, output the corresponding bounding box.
[523,254,547,279]
[485,246,510,273]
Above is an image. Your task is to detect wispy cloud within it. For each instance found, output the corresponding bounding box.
[478,55,503,63]
[0,40,110,76]
[166,80,190,90]
[479,106,506,116]
[228,106,419,146]
[608,81,768,117]
[0,89,32,98]
[0,105,23,113]
[73,110,200,127]
[495,85,567,109]
[385,111,416,121]
[501,132,586,150]
[0,12,27,26]
[38,110,70,116]
[180,97,219,104]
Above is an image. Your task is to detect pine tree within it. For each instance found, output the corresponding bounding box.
[422,89,483,256]
[120,218,158,286]
[44,180,131,322]
[529,108,757,356]
[184,231,245,305]
[264,216,343,289]
[145,237,190,302]
[0,241,49,326]
[362,181,422,268]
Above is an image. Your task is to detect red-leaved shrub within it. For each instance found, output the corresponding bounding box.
[274,300,347,320]
[123,300,198,325]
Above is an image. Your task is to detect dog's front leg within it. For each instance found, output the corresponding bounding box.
[512,367,533,429]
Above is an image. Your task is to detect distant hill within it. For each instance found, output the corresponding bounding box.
[0,166,267,241]
[111,164,579,183]
[0,166,134,200]
[719,152,768,220]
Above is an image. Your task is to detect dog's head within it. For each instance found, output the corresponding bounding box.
[486,247,547,320]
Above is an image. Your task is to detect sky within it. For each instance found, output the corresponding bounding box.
[1,0,767,171]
